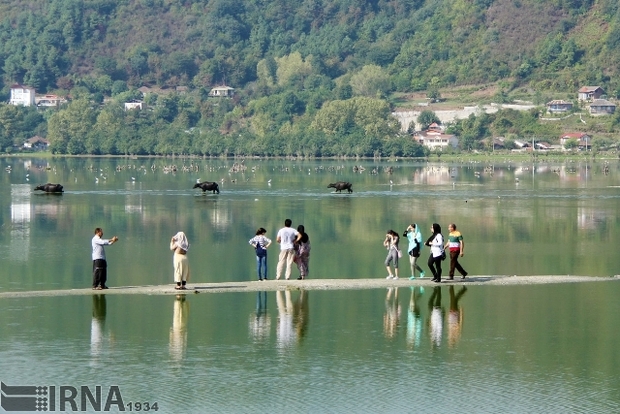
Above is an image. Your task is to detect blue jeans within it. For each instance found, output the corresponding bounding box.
[256,254,267,279]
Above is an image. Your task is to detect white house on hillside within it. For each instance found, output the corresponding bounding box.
[415,128,458,150]
[208,86,235,97]
[124,100,145,110]
[10,84,35,106]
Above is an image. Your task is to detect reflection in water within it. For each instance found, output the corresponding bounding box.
[406,287,424,349]
[276,290,295,348]
[293,290,309,343]
[448,286,467,349]
[10,184,31,262]
[276,290,309,348]
[383,287,401,339]
[169,295,189,361]
[90,295,110,363]
[428,287,444,348]
[249,291,271,343]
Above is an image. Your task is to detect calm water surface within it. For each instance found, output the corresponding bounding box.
[1,157,620,412]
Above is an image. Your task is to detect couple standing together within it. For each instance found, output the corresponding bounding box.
[249,219,311,281]
[385,223,467,283]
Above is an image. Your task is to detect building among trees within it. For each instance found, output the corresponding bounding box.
[10,84,35,106]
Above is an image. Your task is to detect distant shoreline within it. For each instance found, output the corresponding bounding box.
[0,275,617,299]
[1,152,615,162]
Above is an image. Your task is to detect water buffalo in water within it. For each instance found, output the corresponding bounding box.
[34,183,64,193]
[327,181,353,193]
[193,181,220,194]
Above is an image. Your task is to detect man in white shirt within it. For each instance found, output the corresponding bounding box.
[275,219,301,280]
[92,227,119,290]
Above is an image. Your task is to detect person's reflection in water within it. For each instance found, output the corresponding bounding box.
[293,290,309,343]
[169,294,189,361]
[427,287,444,348]
[383,287,401,339]
[276,290,296,349]
[249,291,271,343]
[90,294,112,365]
[406,287,424,349]
[448,286,467,349]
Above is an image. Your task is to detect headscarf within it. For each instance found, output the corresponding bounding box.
[425,223,441,245]
[173,231,189,251]
[413,223,422,247]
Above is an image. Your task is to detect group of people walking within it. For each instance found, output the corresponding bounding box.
[91,220,464,288]
[384,223,467,283]
[249,219,311,281]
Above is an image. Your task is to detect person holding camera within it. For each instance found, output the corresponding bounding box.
[91,227,119,290]
[404,223,425,280]
[383,230,400,280]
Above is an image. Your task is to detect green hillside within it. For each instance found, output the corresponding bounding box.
[0,0,618,156]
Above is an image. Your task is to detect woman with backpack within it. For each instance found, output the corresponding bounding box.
[249,228,272,281]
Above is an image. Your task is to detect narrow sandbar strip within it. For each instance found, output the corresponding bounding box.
[0,275,618,299]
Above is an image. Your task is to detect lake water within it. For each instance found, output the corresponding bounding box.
[1,157,619,413]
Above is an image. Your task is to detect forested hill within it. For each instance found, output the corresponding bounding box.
[0,0,617,94]
[0,0,619,156]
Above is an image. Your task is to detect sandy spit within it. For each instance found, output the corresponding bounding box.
[0,275,618,299]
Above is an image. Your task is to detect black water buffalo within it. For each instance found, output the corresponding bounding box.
[327,181,353,193]
[193,181,220,194]
[34,183,64,193]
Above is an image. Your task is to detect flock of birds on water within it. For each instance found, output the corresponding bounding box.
[3,158,613,195]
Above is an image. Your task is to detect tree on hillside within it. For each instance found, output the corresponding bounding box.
[417,110,440,131]
[349,65,391,98]
[276,52,312,89]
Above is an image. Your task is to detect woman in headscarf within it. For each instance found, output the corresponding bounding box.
[170,231,190,290]
[294,225,311,280]
[404,223,425,279]
[425,223,444,283]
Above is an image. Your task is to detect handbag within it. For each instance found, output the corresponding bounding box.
[397,249,402,258]
[440,250,446,261]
